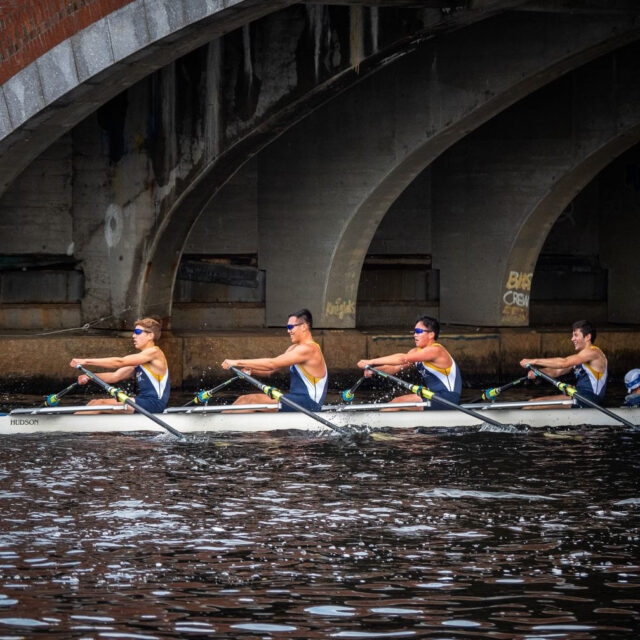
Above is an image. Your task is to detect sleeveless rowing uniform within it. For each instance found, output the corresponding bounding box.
[573,346,607,407]
[414,343,462,411]
[134,364,170,413]
[281,343,328,413]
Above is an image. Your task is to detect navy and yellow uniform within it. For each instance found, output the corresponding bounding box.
[415,344,461,410]
[134,364,170,413]
[573,346,607,406]
[281,343,328,412]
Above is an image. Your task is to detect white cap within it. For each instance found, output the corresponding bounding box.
[624,368,640,391]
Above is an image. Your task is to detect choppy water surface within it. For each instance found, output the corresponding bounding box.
[0,428,639,639]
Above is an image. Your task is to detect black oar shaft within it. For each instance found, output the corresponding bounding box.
[229,366,347,435]
[526,364,636,428]
[471,375,528,403]
[44,382,79,407]
[365,365,504,428]
[186,376,239,406]
[76,365,185,439]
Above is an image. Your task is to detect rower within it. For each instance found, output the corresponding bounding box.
[221,308,328,412]
[623,369,640,407]
[69,317,170,414]
[356,315,461,411]
[519,319,607,408]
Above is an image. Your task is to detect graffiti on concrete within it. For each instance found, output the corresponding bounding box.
[501,270,532,322]
[326,298,355,321]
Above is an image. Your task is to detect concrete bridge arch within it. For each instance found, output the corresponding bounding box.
[0,0,298,196]
[254,9,640,328]
[2,1,518,328]
[431,43,640,327]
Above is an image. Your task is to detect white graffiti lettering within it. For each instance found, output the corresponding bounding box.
[502,290,530,308]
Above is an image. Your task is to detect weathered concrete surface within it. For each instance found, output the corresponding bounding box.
[258,9,640,328]
[433,42,640,326]
[1,328,639,392]
[0,0,298,196]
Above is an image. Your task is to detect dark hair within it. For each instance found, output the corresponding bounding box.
[290,308,313,328]
[415,315,440,340]
[572,319,596,343]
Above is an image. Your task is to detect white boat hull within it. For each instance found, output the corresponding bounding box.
[1,404,638,435]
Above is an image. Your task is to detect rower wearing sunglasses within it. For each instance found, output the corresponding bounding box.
[221,308,328,412]
[357,315,461,410]
[69,317,170,413]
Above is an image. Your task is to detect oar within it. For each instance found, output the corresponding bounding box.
[229,366,347,435]
[364,365,505,428]
[75,365,186,440]
[525,364,637,428]
[471,376,528,404]
[184,376,240,406]
[44,381,79,407]
[341,376,366,402]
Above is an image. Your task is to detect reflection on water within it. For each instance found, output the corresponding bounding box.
[0,427,639,638]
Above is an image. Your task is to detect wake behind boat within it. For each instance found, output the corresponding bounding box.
[2,400,639,435]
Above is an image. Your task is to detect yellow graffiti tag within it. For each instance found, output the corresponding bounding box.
[325,298,356,320]
[506,271,533,291]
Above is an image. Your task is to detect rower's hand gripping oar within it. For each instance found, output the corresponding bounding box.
[229,366,347,435]
[341,376,366,402]
[525,364,637,428]
[75,365,186,440]
[364,365,505,428]
[471,376,528,404]
[44,381,79,407]
[184,375,240,406]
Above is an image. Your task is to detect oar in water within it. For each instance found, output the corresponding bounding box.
[470,376,528,404]
[75,365,186,440]
[43,381,79,407]
[525,364,637,428]
[184,376,240,406]
[229,366,347,435]
[341,376,366,402]
[364,365,505,428]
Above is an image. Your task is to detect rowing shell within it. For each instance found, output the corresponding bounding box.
[1,400,638,435]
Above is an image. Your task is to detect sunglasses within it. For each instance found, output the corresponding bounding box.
[413,328,431,334]
[287,322,305,331]
[133,328,152,335]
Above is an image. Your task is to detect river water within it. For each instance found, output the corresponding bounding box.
[0,424,639,639]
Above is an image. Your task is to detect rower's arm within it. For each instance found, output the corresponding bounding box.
[96,367,136,384]
[78,366,135,385]
[222,345,314,373]
[71,348,157,370]
[520,353,591,378]
[357,353,409,375]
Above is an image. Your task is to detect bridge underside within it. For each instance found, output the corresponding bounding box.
[1,1,639,332]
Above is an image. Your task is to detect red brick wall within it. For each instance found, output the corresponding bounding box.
[0,0,137,85]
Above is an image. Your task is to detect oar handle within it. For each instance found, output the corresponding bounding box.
[229,366,347,435]
[480,375,528,401]
[186,375,240,406]
[364,365,505,428]
[525,364,636,429]
[44,381,79,407]
[76,365,185,439]
[341,376,365,402]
